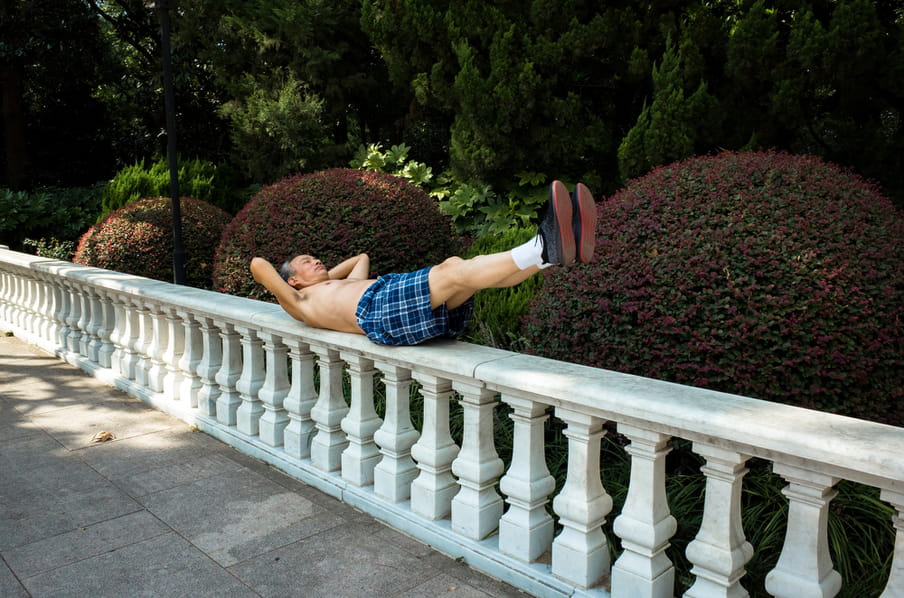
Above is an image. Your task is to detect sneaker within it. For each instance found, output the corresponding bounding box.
[538,180,575,266]
[572,182,597,263]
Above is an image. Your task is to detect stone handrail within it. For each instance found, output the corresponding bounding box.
[1,246,901,598]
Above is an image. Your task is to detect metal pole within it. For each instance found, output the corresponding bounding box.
[156,0,186,285]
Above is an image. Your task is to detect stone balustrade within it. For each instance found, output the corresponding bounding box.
[1,246,902,598]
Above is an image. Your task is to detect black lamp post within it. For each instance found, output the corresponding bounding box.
[147,0,186,285]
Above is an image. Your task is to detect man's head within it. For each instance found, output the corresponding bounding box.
[279,254,329,289]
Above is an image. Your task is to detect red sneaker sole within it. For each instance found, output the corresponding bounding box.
[574,183,596,262]
[551,180,575,266]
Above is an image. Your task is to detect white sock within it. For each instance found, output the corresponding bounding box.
[510,236,552,269]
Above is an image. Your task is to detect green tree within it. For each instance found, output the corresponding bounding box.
[618,37,719,180]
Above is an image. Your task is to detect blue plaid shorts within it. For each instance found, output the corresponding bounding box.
[355,266,474,346]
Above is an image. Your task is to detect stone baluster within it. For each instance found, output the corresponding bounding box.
[283,339,317,459]
[372,362,419,503]
[195,316,223,417]
[612,425,677,597]
[132,302,152,386]
[176,310,202,407]
[685,444,754,598]
[161,307,185,400]
[764,465,842,598]
[50,277,71,353]
[215,321,242,426]
[550,408,611,589]
[34,273,53,347]
[0,268,12,329]
[76,284,92,357]
[235,325,265,437]
[95,291,116,368]
[14,272,28,334]
[64,280,82,354]
[451,381,503,540]
[257,331,290,446]
[13,273,29,337]
[879,489,904,598]
[145,303,169,393]
[84,287,103,363]
[338,352,382,486]
[0,268,8,326]
[498,396,555,562]
[309,346,349,472]
[410,373,459,520]
[107,294,126,376]
[82,286,101,363]
[120,298,143,382]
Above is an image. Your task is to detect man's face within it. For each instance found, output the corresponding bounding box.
[287,255,329,288]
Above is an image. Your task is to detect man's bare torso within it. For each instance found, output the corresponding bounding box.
[290,278,376,334]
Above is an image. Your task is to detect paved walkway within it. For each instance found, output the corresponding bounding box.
[0,335,526,598]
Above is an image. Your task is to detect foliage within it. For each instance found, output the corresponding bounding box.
[212,168,458,300]
[361,1,621,189]
[618,36,720,180]
[0,184,104,251]
[100,157,242,221]
[460,227,542,350]
[73,196,232,288]
[523,151,904,426]
[23,238,76,261]
[352,142,549,235]
[219,72,331,184]
[361,0,904,206]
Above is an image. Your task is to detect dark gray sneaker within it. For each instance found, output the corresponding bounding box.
[572,182,597,263]
[538,180,575,266]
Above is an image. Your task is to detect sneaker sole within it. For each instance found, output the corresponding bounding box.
[551,180,575,266]
[573,182,596,263]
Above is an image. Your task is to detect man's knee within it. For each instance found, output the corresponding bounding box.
[429,256,467,289]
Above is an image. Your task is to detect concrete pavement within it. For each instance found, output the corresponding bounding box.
[0,334,526,598]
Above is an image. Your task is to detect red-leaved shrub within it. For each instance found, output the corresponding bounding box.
[523,151,903,425]
[213,168,458,299]
[73,196,232,288]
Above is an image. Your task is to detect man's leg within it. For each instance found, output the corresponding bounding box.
[428,180,595,310]
[428,253,540,310]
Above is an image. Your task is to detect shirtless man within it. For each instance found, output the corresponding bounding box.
[250,181,596,345]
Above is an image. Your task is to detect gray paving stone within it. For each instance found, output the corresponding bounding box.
[1,510,169,579]
[228,520,443,598]
[139,468,344,566]
[392,572,510,598]
[0,557,28,598]
[0,478,143,551]
[24,399,179,451]
[77,426,243,480]
[21,531,258,598]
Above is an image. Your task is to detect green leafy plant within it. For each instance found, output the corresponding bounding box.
[524,150,904,426]
[23,238,76,261]
[100,158,241,221]
[0,184,104,251]
[212,168,458,300]
[351,142,549,235]
[74,196,232,288]
[461,226,542,350]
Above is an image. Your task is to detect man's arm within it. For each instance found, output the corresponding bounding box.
[329,253,370,280]
[250,257,305,321]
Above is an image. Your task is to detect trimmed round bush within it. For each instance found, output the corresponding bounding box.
[523,151,904,425]
[213,168,458,300]
[74,196,232,288]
